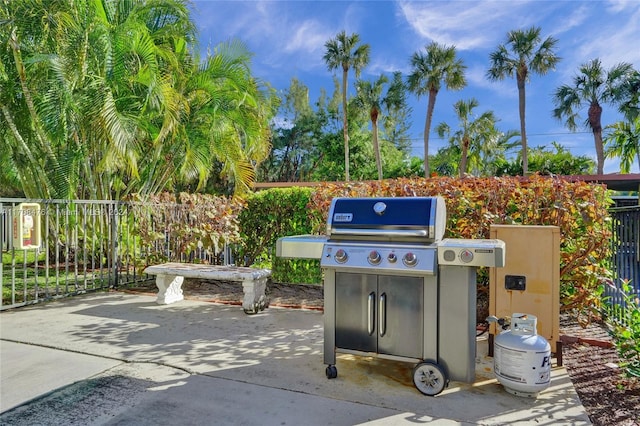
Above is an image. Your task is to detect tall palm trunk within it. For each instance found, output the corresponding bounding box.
[588,101,605,174]
[342,67,350,181]
[371,113,382,180]
[460,135,470,178]
[517,72,528,175]
[423,90,437,176]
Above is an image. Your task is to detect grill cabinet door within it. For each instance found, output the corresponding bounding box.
[335,272,424,359]
[378,275,423,359]
[335,272,377,352]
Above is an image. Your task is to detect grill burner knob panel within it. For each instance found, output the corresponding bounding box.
[368,250,382,265]
[320,243,437,274]
[334,249,348,263]
[403,252,418,267]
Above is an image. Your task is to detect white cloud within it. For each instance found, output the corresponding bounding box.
[285,20,326,53]
[397,0,550,51]
[553,1,640,77]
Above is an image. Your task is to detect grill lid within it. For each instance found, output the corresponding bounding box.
[326,196,446,242]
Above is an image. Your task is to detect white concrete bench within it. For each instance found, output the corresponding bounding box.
[143,262,270,314]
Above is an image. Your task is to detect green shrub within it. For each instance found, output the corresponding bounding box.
[604,280,640,379]
[272,257,322,284]
[237,187,321,283]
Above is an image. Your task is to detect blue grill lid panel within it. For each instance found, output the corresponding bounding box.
[326,197,446,241]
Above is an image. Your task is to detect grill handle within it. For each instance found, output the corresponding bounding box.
[330,228,429,238]
[368,292,376,335]
[379,292,387,337]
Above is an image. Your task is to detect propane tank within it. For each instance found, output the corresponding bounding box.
[493,313,551,397]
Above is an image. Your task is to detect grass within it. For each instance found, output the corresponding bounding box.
[2,249,45,266]
[2,250,113,305]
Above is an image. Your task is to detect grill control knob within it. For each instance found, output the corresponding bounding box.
[403,252,418,267]
[368,250,382,265]
[442,249,456,262]
[460,249,474,263]
[387,253,397,263]
[334,249,348,263]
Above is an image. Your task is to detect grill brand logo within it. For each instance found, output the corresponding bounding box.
[333,213,353,222]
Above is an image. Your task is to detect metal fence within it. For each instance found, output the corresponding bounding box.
[1,199,232,310]
[606,205,640,319]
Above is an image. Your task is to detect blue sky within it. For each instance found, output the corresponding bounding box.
[190,0,640,174]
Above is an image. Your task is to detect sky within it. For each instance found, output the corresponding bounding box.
[190,0,640,174]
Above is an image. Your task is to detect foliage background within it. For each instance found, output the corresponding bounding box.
[78,175,614,318]
[249,176,612,319]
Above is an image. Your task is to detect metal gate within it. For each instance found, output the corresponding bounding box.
[1,199,232,310]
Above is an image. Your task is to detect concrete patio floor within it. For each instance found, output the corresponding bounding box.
[0,292,591,425]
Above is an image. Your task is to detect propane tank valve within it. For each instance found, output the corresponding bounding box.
[486,316,508,330]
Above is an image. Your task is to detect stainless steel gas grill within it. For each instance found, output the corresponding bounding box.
[277,196,505,396]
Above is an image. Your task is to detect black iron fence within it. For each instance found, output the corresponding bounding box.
[1,199,232,310]
[607,205,640,311]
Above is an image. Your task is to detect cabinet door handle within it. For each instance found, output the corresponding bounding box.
[368,292,376,335]
[379,292,386,337]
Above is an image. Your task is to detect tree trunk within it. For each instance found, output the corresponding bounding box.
[423,90,438,177]
[342,68,350,181]
[589,102,604,175]
[517,73,528,175]
[372,116,383,180]
[459,135,469,178]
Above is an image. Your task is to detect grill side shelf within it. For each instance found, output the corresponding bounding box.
[276,235,327,259]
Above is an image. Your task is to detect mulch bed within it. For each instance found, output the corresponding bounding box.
[125,279,639,425]
[559,315,640,425]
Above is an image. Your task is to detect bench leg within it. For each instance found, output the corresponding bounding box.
[155,275,184,305]
[242,277,269,314]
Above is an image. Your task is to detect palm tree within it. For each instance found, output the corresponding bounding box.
[1,0,109,199]
[0,0,192,199]
[87,0,199,198]
[619,69,639,122]
[435,98,499,178]
[354,75,388,180]
[382,72,412,155]
[605,117,640,173]
[473,128,520,177]
[179,40,278,195]
[1,0,275,199]
[353,72,406,180]
[487,26,560,175]
[407,42,466,177]
[323,31,370,181]
[552,59,634,175]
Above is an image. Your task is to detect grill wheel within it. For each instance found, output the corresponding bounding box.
[325,365,338,379]
[412,361,448,396]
